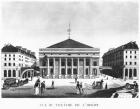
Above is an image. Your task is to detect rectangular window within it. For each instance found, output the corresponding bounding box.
[50,62,53,66]
[135,56,137,59]
[4,63,7,66]
[4,70,7,77]
[13,54,15,57]
[93,61,97,66]
[9,54,11,57]
[9,63,11,66]
[5,54,7,57]
[74,61,77,66]
[135,51,136,54]
[13,63,15,66]
[9,58,11,61]
[61,61,65,66]
[67,61,71,66]
[130,56,132,58]
[130,62,132,65]
[4,58,6,61]
[134,62,137,65]
[125,62,127,65]
[126,51,127,53]
[13,58,15,60]
[126,56,127,58]
[130,51,132,54]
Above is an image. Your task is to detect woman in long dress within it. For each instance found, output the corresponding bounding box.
[34,82,40,95]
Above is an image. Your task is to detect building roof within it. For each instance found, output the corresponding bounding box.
[47,39,93,48]
[1,44,36,59]
[1,44,18,52]
[102,41,139,57]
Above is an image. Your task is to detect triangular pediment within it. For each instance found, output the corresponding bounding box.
[47,39,93,48]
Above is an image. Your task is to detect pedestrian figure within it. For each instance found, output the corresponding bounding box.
[92,81,95,87]
[51,80,54,88]
[105,83,108,89]
[101,79,104,89]
[133,81,138,92]
[41,81,45,95]
[75,76,78,83]
[79,82,83,94]
[76,81,81,94]
[34,81,40,95]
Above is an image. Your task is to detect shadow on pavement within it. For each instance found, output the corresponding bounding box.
[46,87,56,90]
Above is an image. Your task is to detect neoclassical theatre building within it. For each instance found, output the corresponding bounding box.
[39,38,100,79]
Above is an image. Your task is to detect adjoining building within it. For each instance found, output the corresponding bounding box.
[39,38,100,79]
[1,44,36,80]
[102,41,139,80]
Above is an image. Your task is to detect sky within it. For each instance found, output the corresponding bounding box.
[0,1,138,63]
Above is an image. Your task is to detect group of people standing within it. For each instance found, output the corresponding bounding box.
[76,81,85,95]
[34,78,55,96]
[34,78,46,95]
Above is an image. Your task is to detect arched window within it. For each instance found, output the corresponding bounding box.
[129,69,132,78]
[8,70,11,77]
[134,69,137,77]
[13,70,16,77]
[93,61,97,66]
[4,70,7,77]
[125,69,128,76]
[86,68,89,75]
[93,68,97,75]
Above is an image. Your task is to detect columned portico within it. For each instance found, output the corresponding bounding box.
[39,38,100,79]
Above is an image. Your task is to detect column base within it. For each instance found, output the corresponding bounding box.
[90,75,93,79]
[65,75,68,78]
[59,75,61,79]
[71,75,74,79]
[47,75,49,79]
[53,75,55,79]
[84,75,87,79]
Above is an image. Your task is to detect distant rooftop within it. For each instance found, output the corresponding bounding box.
[103,41,139,57]
[1,44,36,59]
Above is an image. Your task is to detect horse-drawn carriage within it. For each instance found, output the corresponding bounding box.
[92,80,104,89]
[3,78,18,89]
[3,78,29,89]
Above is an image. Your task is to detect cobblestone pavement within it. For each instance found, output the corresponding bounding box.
[2,76,134,98]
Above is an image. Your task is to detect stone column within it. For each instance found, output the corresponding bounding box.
[59,58,61,79]
[53,58,55,78]
[84,58,86,78]
[47,58,50,78]
[90,58,92,78]
[65,58,67,78]
[71,58,73,78]
[77,58,79,78]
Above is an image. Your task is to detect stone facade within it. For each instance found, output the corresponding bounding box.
[102,41,139,80]
[39,39,100,79]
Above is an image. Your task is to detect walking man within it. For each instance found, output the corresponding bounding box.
[76,81,81,94]
[41,81,45,95]
[51,80,54,88]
